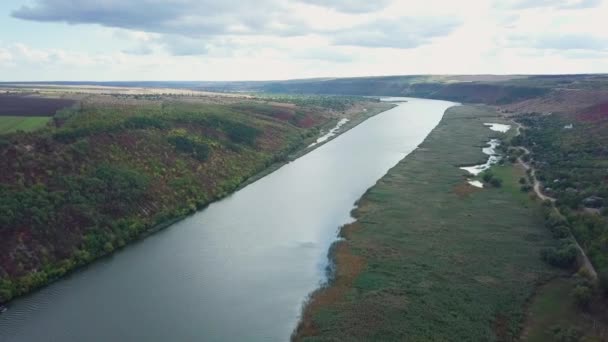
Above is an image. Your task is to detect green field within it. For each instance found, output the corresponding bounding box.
[296,105,559,341]
[523,278,584,341]
[0,116,51,134]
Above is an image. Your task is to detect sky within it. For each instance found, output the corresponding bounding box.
[0,0,607,81]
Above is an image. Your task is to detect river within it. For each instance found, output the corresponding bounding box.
[0,97,456,341]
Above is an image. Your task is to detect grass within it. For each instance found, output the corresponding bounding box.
[295,105,558,341]
[522,277,608,341]
[0,116,51,134]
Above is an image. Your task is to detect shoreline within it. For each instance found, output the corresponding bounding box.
[292,104,555,341]
[293,102,459,339]
[0,101,395,308]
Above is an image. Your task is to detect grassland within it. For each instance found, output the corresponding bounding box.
[522,277,608,341]
[0,116,51,134]
[294,105,558,341]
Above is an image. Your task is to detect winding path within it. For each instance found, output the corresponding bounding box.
[512,121,597,280]
[516,146,555,203]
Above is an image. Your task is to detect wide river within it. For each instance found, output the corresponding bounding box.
[0,97,456,341]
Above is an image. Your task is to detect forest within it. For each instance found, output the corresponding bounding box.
[514,113,608,274]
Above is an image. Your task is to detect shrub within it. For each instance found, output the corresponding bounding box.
[519,177,527,185]
[490,178,502,188]
[124,116,166,129]
[599,268,608,296]
[545,212,567,229]
[223,122,260,146]
[168,135,210,161]
[541,242,578,269]
[572,284,593,309]
[550,225,571,239]
[551,326,582,342]
[482,171,494,183]
[520,184,532,192]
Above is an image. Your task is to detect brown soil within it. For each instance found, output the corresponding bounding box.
[500,89,608,115]
[576,101,608,122]
[453,182,481,198]
[493,313,510,342]
[0,94,76,117]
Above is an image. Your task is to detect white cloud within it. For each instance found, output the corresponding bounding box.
[331,17,460,49]
[2,0,608,80]
[497,0,601,9]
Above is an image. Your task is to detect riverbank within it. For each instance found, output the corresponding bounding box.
[0,99,393,308]
[0,98,452,341]
[234,101,394,191]
[294,105,558,341]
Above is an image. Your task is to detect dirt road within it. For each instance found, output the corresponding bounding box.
[513,121,597,280]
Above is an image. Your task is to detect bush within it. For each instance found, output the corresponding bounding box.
[572,285,593,309]
[489,178,502,188]
[599,268,608,296]
[168,135,210,161]
[545,212,567,229]
[223,122,260,146]
[541,242,578,269]
[519,177,527,185]
[550,225,571,239]
[482,171,494,183]
[124,116,167,129]
[551,326,582,342]
[520,184,532,192]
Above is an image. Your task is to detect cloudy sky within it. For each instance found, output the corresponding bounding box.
[0,0,607,81]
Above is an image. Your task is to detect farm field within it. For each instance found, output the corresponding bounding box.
[0,93,76,116]
[0,116,51,134]
[295,105,559,341]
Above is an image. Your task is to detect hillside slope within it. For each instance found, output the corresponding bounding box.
[0,94,383,304]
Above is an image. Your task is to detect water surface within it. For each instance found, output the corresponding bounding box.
[0,98,455,342]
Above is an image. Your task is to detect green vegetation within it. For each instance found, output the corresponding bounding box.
[258,76,552,104]
[0,94,379,304]
[523,276,607,341]
[253,94,372,112]
[514,114,608,271]
[0,116,51,134]
[295,106,557,341]
[481,170,503,188]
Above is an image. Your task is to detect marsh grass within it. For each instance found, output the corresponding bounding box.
[296,105,558,341]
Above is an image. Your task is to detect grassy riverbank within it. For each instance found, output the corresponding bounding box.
[294,105,558,341]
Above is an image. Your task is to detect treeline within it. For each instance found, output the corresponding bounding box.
[53,106,261,147]
[514,113,608,274]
